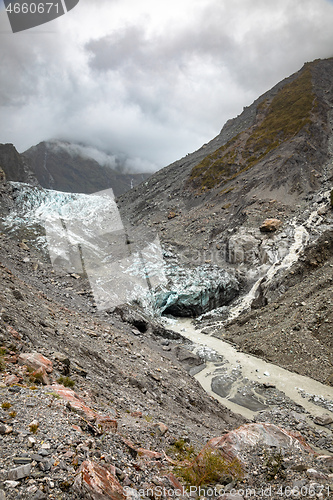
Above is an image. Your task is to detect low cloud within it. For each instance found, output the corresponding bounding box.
[1,0,333,171]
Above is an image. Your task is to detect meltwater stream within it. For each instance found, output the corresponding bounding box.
[169,318,333,422]
[167,210,333,424]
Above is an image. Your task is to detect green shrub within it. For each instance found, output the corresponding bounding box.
[189,63,317,192]
[29,372,43,385]
[175,445,243,487]
[57,376,75,388]
[29,423,39,434]
[168,439,196,461]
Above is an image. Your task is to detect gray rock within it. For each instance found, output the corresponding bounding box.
[32,490,47,500]
[0,489,6,500]
[37,449,50,457]
[13,457,32,465]
[313,414,333,426]
[3,481,20,488]
[0,424,12,435]
[7,464,31,480]
[174,346,201,366]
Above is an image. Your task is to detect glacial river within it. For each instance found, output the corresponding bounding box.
[169,317,333,425]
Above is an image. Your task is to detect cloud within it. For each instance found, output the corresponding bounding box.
[1,0,333,172]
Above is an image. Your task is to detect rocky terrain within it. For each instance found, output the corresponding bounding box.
[0,57,333,499]
[119,57,333,384]
[0,181,332,498]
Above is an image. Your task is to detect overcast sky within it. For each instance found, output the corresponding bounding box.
[1,0,333,172]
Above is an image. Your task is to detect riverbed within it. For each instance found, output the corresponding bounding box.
[168,317,333,425]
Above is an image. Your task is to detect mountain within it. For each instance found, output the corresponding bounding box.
[22,140,150,196]
[0,58,333,498]
[0,143,39,186]
[119,57,333,383]
[120,58,332,244]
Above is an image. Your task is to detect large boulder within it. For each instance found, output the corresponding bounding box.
[259,218,282,233]
[73,461,125,500]
[201,423,315,463]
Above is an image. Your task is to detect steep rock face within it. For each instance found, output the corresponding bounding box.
[22,141,150,196]
[119,58,332,245]
[0,143,38,185]
[119,57,333,317]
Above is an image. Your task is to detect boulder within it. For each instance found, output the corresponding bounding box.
[7,464,31,481]
[259,218,282,232]
[313,414,333,426]
[173,346,202,369]
[201,423,314,462]
[227,231,259,265]
[73,461,125,500]
[18,352,53,373]
[4,374,20,386]
[46,384,117,433]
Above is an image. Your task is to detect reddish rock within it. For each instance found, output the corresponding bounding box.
[18,352,53,373]
[31,366,50,385]
[137,448,162,459]
[164,472,185,494]
[72,425,83,433]
[46,384,117,432]
[73,460,125,500]
[259,218,282,232]
[130,411,142,418]
[4,374,20,386]
[6,325,22,340]
[154,422,168,436]
[95,415,118,433]
[202,423,314,463]
[121,438,162,460]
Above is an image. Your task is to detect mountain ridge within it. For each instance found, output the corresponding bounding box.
[120,59,332,229]
[0,140,151,196]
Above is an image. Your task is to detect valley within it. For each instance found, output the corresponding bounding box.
[1,57,333,499]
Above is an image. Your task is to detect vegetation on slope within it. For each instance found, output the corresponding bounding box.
[189,62,317,192]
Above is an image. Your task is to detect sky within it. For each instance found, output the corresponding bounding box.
[1,0,333,173]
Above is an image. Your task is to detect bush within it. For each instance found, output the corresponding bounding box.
[168,439,196,462]
[57,376,75,388]
[175,445,243,487]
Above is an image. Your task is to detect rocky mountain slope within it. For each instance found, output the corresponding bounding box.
[0,144,39,187]
[2,171,332,499]
[120,58,333,241]
[119,57,333,384]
